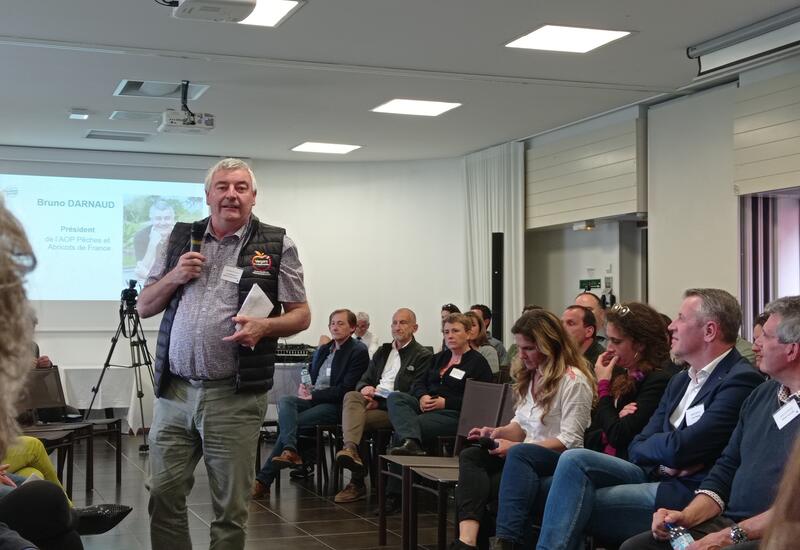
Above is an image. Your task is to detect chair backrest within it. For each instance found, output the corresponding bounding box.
[499,383,516,424]
[452,379,514,455]
[18,367,67,411]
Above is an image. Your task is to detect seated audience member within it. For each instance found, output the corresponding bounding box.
[452,309,595,550]
[0,200,130,550]
[31,314,52,369]
[531,288,764,550]
[751,311,769,373]
[441,303,461,351]
[561,305,604,366]
[507,305,542,364]
[380,313,492,513]
[0,436,66,500]
[354,311,380,357]
[492,303,673,548]
[252,309,369,498]
[583,303,674,460]
[470,304,509,369]
[333,308,432,503]
[465,311,500,374]
[575,292,607,345]
[621,295,800,550]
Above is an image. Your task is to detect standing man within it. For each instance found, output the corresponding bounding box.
[470,304,509,369]
[561,305,604,366]
[575,292,607,345]
[138,158,310,550]
[354,311,380,357]
[333,308,432,503]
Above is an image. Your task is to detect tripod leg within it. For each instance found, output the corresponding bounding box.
[85,321,125,420]
[132,355,149,452]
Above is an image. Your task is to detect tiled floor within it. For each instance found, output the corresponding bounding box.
[71,434,450,549]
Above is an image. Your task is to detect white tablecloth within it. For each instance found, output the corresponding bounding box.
[60,365,154,433]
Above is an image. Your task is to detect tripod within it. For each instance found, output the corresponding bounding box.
[86,299,155,453]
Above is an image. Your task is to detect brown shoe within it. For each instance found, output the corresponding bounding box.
[334,482,366,503]
[251,480,269,499]
[271,448,303,470]
[335,447,364,473]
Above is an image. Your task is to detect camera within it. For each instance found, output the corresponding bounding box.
[120,279,139,311]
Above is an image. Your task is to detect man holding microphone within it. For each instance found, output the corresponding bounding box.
[138,158,310,550]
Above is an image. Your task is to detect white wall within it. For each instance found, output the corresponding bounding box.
[251,157,467,349]
[524,222,620,312]
[647,84,739,317]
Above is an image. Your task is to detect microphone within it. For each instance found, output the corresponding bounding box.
[190,222,204,253]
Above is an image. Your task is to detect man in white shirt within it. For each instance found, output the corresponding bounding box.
[333,308,432,502]
[355,311,380,357]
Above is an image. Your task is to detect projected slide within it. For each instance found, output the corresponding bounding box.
[1,174,207,300]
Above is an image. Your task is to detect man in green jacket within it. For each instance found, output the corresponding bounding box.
[333,308,432,502]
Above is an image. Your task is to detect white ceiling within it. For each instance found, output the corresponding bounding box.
[0,0,796,161]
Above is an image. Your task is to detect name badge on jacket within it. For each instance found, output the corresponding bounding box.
[685,404,705,426]
[449,368,465,380]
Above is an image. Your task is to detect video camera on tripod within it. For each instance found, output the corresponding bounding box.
[120,279,139,314]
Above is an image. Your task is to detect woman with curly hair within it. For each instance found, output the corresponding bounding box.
[465,310,500,374]
[450,309,596,550]
[584,302,673,460]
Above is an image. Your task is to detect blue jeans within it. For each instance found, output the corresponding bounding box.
[535,449,659,550]
[494,443,560,545]
[255,395,339,487]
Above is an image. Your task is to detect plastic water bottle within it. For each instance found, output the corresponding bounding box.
[300,367,313,389]
[666,523,694,550]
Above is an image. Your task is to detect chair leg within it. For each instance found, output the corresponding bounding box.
[378,456,388,546]
[115,424,122,484]
[255,432,262,476]
[437,484,448,550]
[85,432,94,492]
[409,479,418,550]
[65,445,74,500]
[316,426,325,495]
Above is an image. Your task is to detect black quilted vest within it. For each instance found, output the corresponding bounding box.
[153,215,285,397]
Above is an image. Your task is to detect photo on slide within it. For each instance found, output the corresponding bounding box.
[123,195,206,286]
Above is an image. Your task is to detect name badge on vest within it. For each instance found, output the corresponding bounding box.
[774,399,800,430]
[449,368,466,380]
[221,265,243,284]
[685,403,705,426]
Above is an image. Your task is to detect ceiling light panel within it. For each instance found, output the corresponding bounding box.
[371,99,461,117]
[291,142,361,154]
[68,108,89,120]
[240,0,302,27]
[506,25,630,53]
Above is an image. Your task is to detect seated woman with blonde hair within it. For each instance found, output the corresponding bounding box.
[451,309,596,550]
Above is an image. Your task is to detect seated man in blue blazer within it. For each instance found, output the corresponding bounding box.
[524,289,764,550]
[252,308,369,498]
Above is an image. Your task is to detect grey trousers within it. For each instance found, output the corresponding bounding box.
[148,377,267,550]
[620,515,759,550]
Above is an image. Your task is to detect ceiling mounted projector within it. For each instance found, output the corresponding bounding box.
[172,0,256,22]
[158,110,215,135]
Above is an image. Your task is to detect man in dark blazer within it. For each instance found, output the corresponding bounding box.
[333,308,432,502]
[252,308,369,498]
[532,288,764,550]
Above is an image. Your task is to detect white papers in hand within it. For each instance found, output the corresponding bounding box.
[236,285,275,349]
